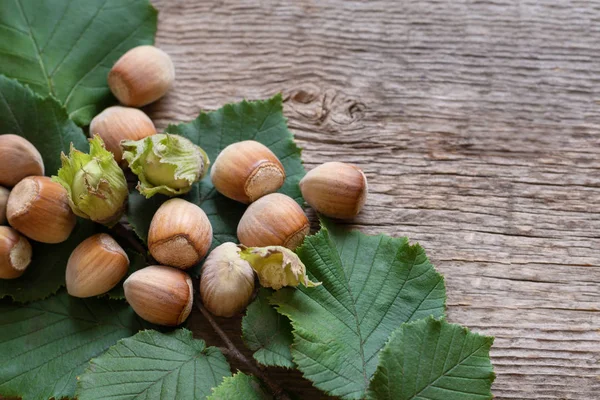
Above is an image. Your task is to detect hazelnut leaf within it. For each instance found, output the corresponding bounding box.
[126,94,305,277]
[0,291,149,400]
[0,0,157,126]
[76,329,232,400]
[241,288,295,369]
[208,372,272,400]
[270,219,447,399]
[367,317,495,400]
[0,75,88,175]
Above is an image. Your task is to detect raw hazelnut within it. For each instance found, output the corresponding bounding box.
[200,243,255,317]
[148,198,212,269]
[108,45,175,107]
[211,140,285,204]
[300,162,367,219]
[7,176,76,243]
[0,226,32,279]
[89,106,156,164]
[0,186,9,225]
[237,193,309,250]
[0,134,44,187]
[124,265,193,326]
[66,233,129,298]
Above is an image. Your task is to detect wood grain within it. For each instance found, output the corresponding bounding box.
[148,0,600,398]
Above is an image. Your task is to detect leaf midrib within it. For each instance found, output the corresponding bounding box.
[410,341,490,400]
[315,232,370,389]
[47,0,109,82]
[88,342,212,400]
[15,0,54,95]
[0,325,121,392]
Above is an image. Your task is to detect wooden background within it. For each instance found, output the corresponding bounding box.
[147,0,600,399]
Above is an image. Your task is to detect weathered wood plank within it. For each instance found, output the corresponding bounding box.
[150,0,600,398]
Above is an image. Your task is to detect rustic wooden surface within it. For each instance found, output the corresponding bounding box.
[147,0,600,398]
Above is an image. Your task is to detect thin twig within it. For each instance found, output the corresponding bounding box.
[112,222,149,258]
[196,299,291,400]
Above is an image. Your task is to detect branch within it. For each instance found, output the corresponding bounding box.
[196,299,292,400]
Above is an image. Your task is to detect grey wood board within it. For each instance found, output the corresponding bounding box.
[148,1,600,399]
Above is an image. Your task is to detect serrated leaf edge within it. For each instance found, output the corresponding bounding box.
[270,223,449,398]
[241,290,296,370]
[74,328,213,394]
[367,316,496,399]
[0,74,77,118]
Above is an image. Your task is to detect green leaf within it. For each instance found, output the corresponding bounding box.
[367,317,495,400]
[0,0,157,125]
[271,221,447,399]
[208,372,272,400]
[107,250,147,300]
[0,75,88,175]
[76,328,231,400]
[0,291,148,400]
[127,94,305,275]
[0,218,97,302]
[242,288,294,368]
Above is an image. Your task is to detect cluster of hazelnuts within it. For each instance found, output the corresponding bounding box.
[0,135,76,280]
[0,45,367,326]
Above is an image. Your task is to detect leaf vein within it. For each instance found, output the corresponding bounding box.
[14,0,54,94]
[63,12,150,108]
[48,0,109,79]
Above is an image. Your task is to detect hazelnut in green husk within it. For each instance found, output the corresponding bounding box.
[52,135,128,227]
[122,133,209,198]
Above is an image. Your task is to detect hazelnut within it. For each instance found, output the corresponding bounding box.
[89,106,156,164]
[0,134,44,187]
[200,242,255,317]
[0,226,32,279]
[237,193,309,250]
[66,233,129,298]
[300,162,367,219]
[0,186,9,225]
[7,176,76,243]
[148,198,213,269]
[124,265,193,326]
[211,140,285,204]
[108,45,175,107]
